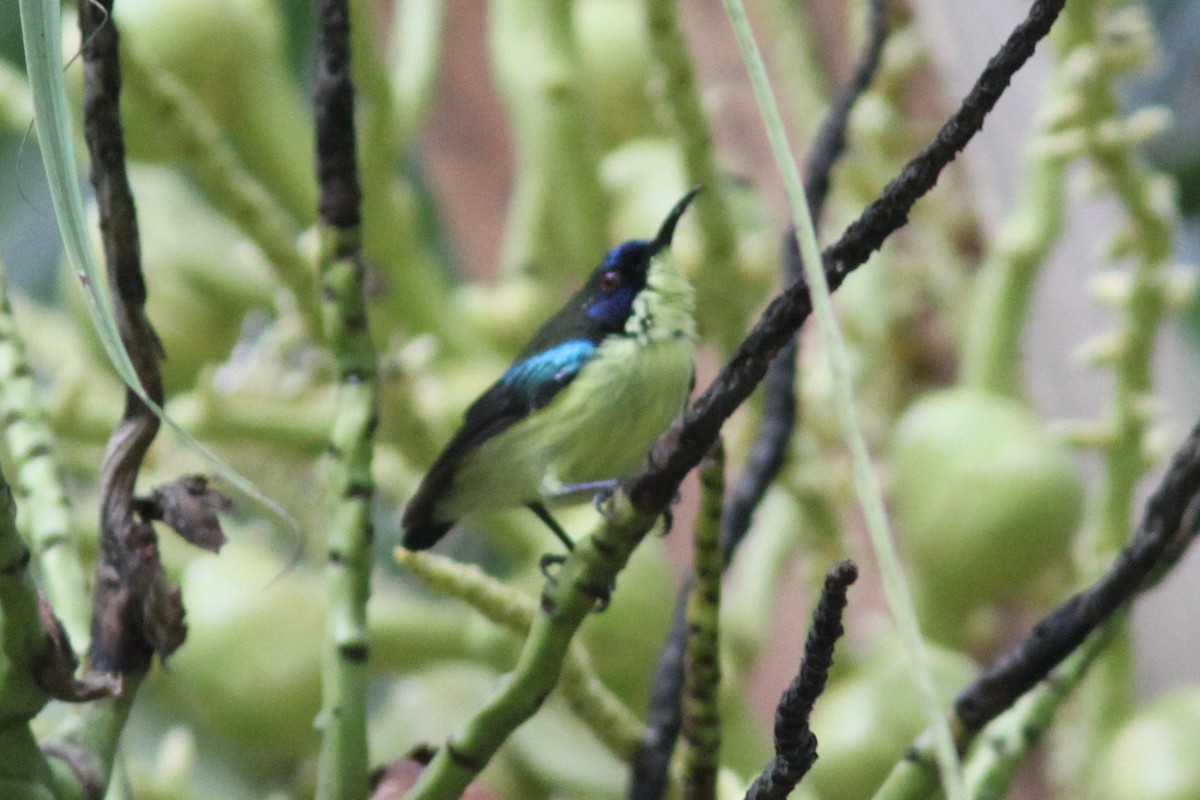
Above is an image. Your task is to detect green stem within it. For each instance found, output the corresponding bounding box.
[0,726,56,799]
[964,626,1114,800]
[390,0,447,146]
[47,677,143,800]
[348,0,472,350]
[404,493,660,800]
[1051,4,1172,788]
[316,223,379,800]
[643,0,745,353]
[395,549,643,761]
[491,0,608,281]
[0,266,90,652]
[0,466,51,723]
[682,443,725,800]
[959,79,1070,394]
[718,2,965,797]
[752,0,830,142]
[119,46,325,341]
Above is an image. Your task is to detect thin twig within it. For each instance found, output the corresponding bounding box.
[744,560,858,800]
[312,0,379,797]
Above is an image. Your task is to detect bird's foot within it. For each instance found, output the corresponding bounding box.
[539,552,567,580]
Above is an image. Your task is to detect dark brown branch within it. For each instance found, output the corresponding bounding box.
[745,560,857,800]
[315,0,362,230]
[955,417,1200,731]
[630,3,888,795]
[77,0,182,673]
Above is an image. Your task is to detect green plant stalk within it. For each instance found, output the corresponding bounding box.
[51,378,336,451]
[368,596,521,675]
[347,0,473,350]
[718,2,966,799]
[0,59,34,132]
[118,47,324,341]
[752,0,830,143]
[316,223,379,800]
[959,80,1069,394]
[164,389,336,450]
[491,0,608,281]
[964,626,1114,800]
[404,492,661,800]
[643,0,745,354]
[0,469,52,720]
[0,726,58,799]
[48,676,143,800]
[682,444,725,800]
[1054,4,1172,787]
[0,266,90,652]
[0,461,66,799]
[395,549,644,761]
[391,0,447,146]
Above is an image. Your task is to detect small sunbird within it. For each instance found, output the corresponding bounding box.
[402,189,700,552]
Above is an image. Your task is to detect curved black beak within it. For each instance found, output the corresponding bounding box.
[653,186,702,252]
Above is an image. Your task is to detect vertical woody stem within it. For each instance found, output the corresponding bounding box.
[313,0,379,797]
[682,442,725,800]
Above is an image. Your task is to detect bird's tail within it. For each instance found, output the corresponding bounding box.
[401,491,454,551]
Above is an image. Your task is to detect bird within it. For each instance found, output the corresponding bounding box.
[401,188,700,553]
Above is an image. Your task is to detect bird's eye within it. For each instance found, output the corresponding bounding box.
[599,270,621,295]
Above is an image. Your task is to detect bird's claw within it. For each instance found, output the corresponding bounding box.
[539,553,567,580]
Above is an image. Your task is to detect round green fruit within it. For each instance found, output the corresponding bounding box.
[890,389,1083,610]
[1100,689,1200,800]
[149,544,322,771]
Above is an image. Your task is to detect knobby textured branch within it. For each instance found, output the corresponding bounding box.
[681,443,726,800]
[872,416,1200,799]
[745,560,857,800]
[312,0,379,797]
[0,267,90,652]
[409,2,1066,797]
[632,1,887,793]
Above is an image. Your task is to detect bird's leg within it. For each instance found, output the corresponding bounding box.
[528,502,575,551]
[556,478,621,511]
[528,501,614,612]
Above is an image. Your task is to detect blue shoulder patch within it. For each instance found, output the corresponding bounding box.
[501,339,596,391]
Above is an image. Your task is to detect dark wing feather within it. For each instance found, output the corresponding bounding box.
[401,340,596,550]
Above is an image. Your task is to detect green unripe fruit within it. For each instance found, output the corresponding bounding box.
[890,389,1083,615]
[806,637,977,800]
[148,544,322,772]
[1099,689,1200,800]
